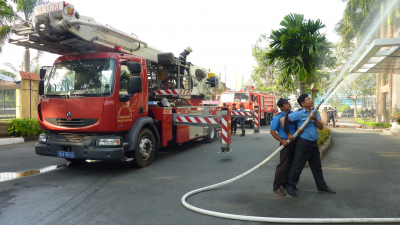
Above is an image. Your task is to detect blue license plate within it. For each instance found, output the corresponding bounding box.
[57,151,75,158]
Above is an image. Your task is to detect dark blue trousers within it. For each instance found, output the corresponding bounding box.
[287,137,328,191]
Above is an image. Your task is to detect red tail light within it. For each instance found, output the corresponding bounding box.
[114,46,122,53]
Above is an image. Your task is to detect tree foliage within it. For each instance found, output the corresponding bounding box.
[0,68,16,77]
[265,13,335,94]
[338,73,375,118]
[335,0,400,47]
[0,0,50,52]
[0,0,15,51]
[250,34,291,96]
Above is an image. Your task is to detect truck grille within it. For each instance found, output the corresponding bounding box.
[45,118,98,128]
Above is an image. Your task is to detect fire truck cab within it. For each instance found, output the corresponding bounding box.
[220,91,277,127]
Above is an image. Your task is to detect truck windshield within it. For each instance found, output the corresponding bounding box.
[221,93,249,102]
[45,58,116,98]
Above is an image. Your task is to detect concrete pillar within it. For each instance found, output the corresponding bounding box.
[321,107,328,128]
[380,74,387,122]
[23,47,30,73]
[376,74,380,122]
[15,71,39,119]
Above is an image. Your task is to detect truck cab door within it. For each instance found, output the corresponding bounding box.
[116,61,147,132]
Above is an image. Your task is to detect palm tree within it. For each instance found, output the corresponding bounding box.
[0,0,15,53]
[265,13,334,95]
[0,0,48,72]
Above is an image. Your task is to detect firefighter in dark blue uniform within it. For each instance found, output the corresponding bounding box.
[177,47,193,89]
[327,106,337,128]
[231,103,238,135]
[238,103,246,136]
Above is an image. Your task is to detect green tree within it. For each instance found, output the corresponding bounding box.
[250,34,293,96]
[338,73,375,119]
[0,69,16,77]
[0,0,49,72]
[265,13,334,95]
[0,0,15,52]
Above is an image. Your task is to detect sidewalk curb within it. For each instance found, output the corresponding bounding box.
[0,137,24,146]
[383,128,400,137]
[319,131,332,158]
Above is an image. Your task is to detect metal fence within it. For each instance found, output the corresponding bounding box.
[0,89,16,119]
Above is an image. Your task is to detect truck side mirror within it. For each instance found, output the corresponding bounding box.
[39,66,52,79]
[39,80,44,95]
[40,69,46,79]
[129,76,142,94]
[128,62,141,73]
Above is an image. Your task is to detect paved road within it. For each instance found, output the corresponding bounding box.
[0,126,399,225]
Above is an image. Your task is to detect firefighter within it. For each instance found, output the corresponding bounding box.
[177,47,193,89]
[231,103,238,135]
[238,103,246,136]
[327,106,337,128]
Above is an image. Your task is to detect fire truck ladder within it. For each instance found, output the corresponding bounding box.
[9,1,210,100]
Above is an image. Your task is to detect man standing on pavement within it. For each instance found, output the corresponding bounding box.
[231,103,238,135]
[270,98,302,196]
[327,106,337,128]
[238,103,246,136]
[280,94,336,197]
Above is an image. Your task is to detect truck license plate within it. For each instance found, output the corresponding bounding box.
[57,151,75,158]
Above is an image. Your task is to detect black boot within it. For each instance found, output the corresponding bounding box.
[240,130,245,136]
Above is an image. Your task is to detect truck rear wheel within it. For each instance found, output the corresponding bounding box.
[132,128,156,168]
[268,114,272,125]
[266,114,270,125]
[261,113,267,126]
[203,127,216,143]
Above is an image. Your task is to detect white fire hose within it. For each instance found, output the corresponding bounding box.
[181,100,400,223]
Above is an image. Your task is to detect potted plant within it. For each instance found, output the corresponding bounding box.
[391,107,400,128]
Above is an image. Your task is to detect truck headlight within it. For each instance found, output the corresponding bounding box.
[97,138,121,146]
[38,134,47,144]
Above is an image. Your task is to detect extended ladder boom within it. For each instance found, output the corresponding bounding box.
[10,1,162,63]
[9,1,217,98]
[10,1,208,71]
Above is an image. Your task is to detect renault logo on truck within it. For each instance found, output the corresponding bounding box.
[66,111,71,120]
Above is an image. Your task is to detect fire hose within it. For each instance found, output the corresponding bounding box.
[181,99,400,223]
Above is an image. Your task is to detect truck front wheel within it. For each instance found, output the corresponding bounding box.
[249,120,255,128]
[132,128,156,168]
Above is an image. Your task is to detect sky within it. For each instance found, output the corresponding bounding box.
[0,0,347,90]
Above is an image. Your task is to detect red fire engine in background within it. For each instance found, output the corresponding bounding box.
[220,91,277,127]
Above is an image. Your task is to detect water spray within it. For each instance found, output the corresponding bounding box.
[321,0,398,108]
[181,0,400,223]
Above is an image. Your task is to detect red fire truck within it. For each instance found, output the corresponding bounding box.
[220,91,277,127]
[9,1,232,167]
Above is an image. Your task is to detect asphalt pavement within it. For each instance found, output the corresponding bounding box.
[0,126,399,225]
